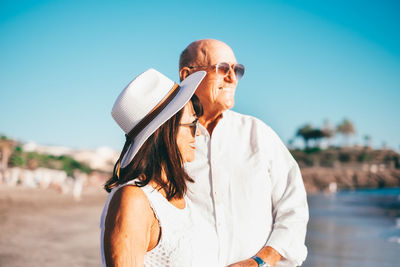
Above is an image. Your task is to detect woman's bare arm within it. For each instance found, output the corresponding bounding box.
[103,186,155,267]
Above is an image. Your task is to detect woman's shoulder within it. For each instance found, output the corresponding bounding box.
[109,185,153,219]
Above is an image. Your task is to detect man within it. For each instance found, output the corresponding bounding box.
[180,39,309,267]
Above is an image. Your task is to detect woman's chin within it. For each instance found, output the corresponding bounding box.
[183,154,195,163]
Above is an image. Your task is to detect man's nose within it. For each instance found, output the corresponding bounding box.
[224,66,238,83]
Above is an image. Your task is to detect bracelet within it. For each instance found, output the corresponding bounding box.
[251,256,270,267]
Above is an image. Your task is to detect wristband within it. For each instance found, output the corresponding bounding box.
[251,256,270,267]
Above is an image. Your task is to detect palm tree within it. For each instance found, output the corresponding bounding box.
[297,124,314,149]
[322,119,335,147]
[337,118,355,147]
[311,129,326,147]
[363,135,371,148]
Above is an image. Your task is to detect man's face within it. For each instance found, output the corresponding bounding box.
[190,42,239,115]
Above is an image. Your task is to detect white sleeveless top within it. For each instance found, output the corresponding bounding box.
[100,180,219,267]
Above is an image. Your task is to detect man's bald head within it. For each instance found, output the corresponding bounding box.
[179,39,235,79]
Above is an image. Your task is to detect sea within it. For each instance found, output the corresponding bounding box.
[303,187,400,267]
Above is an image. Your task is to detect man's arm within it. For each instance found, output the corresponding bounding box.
[229,124,308,267]
[263,126,309,266]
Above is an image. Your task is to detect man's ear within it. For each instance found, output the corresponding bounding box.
[179,67,190,81]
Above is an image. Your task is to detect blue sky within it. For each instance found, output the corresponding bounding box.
[1,0,399,151]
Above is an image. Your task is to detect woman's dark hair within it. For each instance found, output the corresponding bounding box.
[104,94,203,200]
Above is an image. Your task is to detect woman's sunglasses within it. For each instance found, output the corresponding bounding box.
[180,119,199,136]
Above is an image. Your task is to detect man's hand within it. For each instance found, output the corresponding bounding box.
[226,246,282,267]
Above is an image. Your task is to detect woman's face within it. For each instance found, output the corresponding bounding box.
[177,101,199,163]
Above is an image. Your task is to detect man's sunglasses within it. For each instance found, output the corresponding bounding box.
[188,62,245,80]
[180,119,199,136]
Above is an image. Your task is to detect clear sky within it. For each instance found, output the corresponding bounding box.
[1,0,399,151]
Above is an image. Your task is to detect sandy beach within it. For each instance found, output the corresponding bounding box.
[0,184,108,267]
[1,184,400,267]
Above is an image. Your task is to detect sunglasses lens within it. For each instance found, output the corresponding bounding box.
[234,64,245,80]
[193,120,198,136]
[216,62,230,76]
[216,63,245,80]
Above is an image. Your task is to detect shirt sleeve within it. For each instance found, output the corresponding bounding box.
[262,125,309,266]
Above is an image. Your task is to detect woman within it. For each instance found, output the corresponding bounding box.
[100,69,218,267]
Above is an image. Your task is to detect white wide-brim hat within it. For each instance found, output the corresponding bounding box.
[111,68,206,168]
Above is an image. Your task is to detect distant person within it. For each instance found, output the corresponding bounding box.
[179,39,309,267]
[100,69,219,266]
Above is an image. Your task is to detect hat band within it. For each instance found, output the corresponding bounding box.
[126,83,181,141]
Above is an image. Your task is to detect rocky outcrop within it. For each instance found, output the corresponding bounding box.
[301,167,400,193]
[290,147,400,193]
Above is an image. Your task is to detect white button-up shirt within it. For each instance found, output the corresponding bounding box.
[185,110,309,267]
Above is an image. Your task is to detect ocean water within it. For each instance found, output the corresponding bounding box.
[303,188,400,267]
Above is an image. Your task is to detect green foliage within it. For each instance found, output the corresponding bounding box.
[56,155,91,176]
[58,155,85,176]
[8,147,92,175]
[9,146,25,166]
[338,152,351,162]
[290,149,315,167]
[394,155,400,169]
[290,146,400,169]
[383,154,394,164]
[10,154,25,166]
[303,157,315,167]
[357,153,372,162]
[296,124,332,149]
[320,152,335,167]
[304,147,321,154]
[296,124,314,149]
